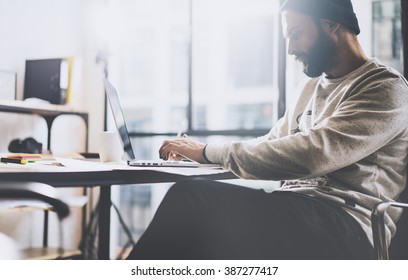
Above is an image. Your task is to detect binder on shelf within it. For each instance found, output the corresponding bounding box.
[65,57,82,105]
[23,58,69,105]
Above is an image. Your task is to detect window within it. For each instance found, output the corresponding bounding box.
[98,0,407,259]
[104,0,280,141]
[191,0,280,131]
[372,0,403,73]
[97,0,282,259]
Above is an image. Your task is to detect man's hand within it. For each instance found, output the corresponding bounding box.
[159,136,207,163]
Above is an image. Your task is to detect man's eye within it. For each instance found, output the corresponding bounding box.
[291,30,302,40]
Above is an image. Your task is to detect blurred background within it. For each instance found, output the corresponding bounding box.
[0,0,404,259]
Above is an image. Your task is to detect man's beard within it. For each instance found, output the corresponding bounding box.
[295,28,339,78]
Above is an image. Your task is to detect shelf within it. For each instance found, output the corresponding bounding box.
[0,99,89,150]
[0,197,54,211]
[21,248,82,260]
[0,99,87,116]
[0,102,89,260]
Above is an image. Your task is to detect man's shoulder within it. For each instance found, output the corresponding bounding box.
[366,58,406,83]
[345,58,407,92]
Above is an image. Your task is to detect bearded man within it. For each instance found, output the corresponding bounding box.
[127,0,408,260]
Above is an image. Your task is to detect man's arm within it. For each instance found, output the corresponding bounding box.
[206,80,408,180]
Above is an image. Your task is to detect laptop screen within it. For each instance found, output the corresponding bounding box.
[103,78,136,160]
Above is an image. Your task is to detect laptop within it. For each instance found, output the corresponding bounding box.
[103,78,220,168]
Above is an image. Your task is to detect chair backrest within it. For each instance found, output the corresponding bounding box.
[0,182,70,260]
[0,182,69,220]
[389,182,408,259]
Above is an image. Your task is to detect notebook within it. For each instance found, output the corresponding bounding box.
[103,78,220,168]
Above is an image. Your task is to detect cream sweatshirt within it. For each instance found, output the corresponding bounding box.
[205,58,408,246]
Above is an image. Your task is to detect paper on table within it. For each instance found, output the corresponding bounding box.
[0,156,229,176]
[55,157,124,171]
[0,152,65,172]
[0,157,117,173]
[115,163,229,176]
[57,157,228,176]
[0,161,63,172]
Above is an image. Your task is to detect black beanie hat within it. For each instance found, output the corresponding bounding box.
[280,0,360,35]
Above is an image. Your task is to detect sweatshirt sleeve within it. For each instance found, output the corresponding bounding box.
[205,78,408,180]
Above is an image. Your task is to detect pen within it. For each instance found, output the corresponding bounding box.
[176,130,182,138]
[176,119,188,138]
[7,154,42,160]
[0,157,28,164]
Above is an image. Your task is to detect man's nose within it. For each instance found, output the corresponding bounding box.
[287,40,296,56]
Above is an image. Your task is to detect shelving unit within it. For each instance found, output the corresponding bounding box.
[0,101,89,259]
[0,202,83,260]
[0,100,89,151]
[21,247,83,260]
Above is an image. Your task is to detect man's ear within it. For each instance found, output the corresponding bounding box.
[320,19,340,35]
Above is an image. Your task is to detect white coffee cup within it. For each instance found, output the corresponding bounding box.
[98,131,124,162]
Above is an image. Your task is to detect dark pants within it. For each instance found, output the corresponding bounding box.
[127,178,374,260]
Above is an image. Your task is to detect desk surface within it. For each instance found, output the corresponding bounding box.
[0,163,236,259]
[0,168,236,187]
[0,157,235,186]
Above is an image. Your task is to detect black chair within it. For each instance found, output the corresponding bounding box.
[371,183,408,259]
[0,181,70,259]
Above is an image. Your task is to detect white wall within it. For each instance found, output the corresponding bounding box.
[0,0,106,154]
[352,0,373,56]
[0,0,84,98]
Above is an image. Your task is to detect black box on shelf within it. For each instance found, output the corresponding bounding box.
[23,58,69,105]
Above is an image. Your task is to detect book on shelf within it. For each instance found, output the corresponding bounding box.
[23,57,81,106]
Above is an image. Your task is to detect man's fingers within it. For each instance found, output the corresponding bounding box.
[159,142,183,160]
[159,140,173,159]
[168,151,184,161]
